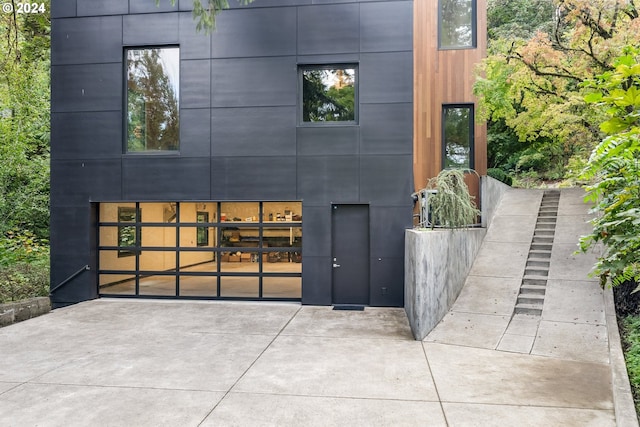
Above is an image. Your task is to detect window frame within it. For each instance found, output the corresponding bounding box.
[441,103,475,170]
[298,64,359,126]
[438,0,477,50]
[123,45,181,154]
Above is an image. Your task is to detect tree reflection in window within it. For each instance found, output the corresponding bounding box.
[118,207,138,257]
[196,212,209,246]
[443,106,473,169]
[126,47,179,152]
[439,0,476,49]
[302,67,356,123]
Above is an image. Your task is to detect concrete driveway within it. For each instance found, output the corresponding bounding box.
[0,297,618,426]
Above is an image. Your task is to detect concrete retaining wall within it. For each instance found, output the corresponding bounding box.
[405,228,486,340]
[480,176,511,228]
[481,175,510,228]
[0,297,51,327]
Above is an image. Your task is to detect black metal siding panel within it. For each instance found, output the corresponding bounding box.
[180,108,212,157]
[224,0,312,8]
[129,0,178,13]
[210,56,297,107]
[51,63,122,113]
[51,112,123,160]
[359,155,413,206]
[211,156,297,200]
[296,156,360,206]
[122,157,211,200]
[211,7,296,58]
[360,1,412,52]
[181,59,211,109]
[211,106,297,157]
[123,13,179,45]
[369,257,404,306]
[52,17,123,65]
[296,126,360,156]
[50,160,123,207]
[360,103,413,155]
[77,0,128,16]
[297,3,359,55]
[359,52,413,104]
[370,206,412,258]
[52,0,77,18]
[301,256,332,305]
[300,206,331,257]
[178,12,211,60]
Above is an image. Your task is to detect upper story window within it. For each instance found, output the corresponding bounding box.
[300,65,357,124]
[442,104,474,169]
[438,0,477,49]
[126,47,180,153]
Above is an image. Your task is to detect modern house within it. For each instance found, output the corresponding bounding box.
[50,0,487,308]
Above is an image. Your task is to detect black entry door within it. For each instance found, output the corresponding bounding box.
[331,204,370,305]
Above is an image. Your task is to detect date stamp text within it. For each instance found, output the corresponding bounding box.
[2,2,46,14]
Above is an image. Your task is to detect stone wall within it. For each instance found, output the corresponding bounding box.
[0,297,51,327]
[404,228,486,340]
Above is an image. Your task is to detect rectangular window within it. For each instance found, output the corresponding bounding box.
[442,105,474,169]
[126,47,180,152]
[300,65,357,124]
[439,0,476,49]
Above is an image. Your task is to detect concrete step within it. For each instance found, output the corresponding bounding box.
[529,250,551,258]
[522,276,548,286]
[525,268,548,276]
[533,236,554,243]
[514,304,543,316]
[531,243,553,251]
[517,294,545,305]
[521,284,546,295]
[534,229,555,236]
[534,222,556,232]
[537,218,557,224]
[538,212,558,217]
[526,259,550,268]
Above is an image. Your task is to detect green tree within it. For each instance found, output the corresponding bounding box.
[579,46,640,289]
[475,0,640,179]
[0,1,50,239]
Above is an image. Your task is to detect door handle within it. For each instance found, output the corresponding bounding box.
[333,263,341,268]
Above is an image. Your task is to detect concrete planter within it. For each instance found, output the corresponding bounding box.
[404,228,486,340]
[0,297,51,327]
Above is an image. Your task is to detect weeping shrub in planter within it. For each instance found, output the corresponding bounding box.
[426,169,481,229]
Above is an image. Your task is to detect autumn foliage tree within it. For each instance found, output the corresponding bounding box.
[475,0,640,179]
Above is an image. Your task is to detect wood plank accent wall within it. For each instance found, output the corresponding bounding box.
[413,0,488,201]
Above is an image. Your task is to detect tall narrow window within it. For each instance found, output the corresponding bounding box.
[301,66,357,123]
[439,0,476,49]
[118,207,138,257]
[196,211,209,246]
[126,47,180,152]
[442,105,474,169]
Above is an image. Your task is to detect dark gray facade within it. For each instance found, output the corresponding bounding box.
[50,0,414,307]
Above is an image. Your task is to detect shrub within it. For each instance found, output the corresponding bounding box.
[0,262,49,303]
[622,314,640,414]
[487,168,513,186]
[426,169,481,229]
[579,47,640,288]
[0,229,49,303]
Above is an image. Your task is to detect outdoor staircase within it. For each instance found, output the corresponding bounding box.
[514,190,560,316]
